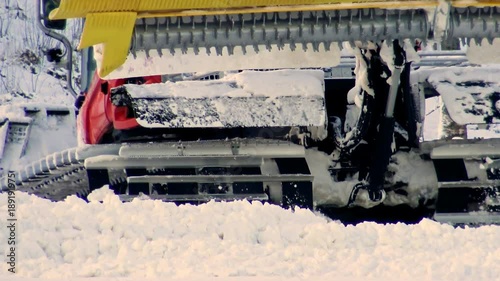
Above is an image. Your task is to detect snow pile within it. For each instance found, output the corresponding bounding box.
[2,189,500,280]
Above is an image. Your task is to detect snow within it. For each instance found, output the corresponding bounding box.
[380,40,420,86]
[125,70,325,99]
[351,46,375,96]
[427,66,500,125]
[305,149,349,206]
[0,104,77,172]
[466,124,500,139]
[125,70,327,129]
[424,0,450,45]
[309,147,438,208]
[384,152,437,207]
[133,95,327,129]
[100,43,342,79]
[466,38,500,65]
[1,190,500,281]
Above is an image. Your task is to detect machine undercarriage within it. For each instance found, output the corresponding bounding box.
[1,0,500,225]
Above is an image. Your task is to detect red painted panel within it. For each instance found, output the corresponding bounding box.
[79,74,162,144]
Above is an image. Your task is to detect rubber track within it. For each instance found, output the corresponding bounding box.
[5,163,89,201]
[0,145,122,200]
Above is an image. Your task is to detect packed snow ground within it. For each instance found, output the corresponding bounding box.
[1,188,500,281]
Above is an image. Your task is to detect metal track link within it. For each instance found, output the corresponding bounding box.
[2,162,89,201]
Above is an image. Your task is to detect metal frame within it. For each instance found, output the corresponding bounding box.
[36,0,78,98]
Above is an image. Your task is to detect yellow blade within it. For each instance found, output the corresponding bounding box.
[78,12,136,77]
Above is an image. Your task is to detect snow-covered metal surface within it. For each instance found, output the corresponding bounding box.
[122,70,327,128]
[126,70,325,98]
[120,139,305,158]
[131,96,326,128]
[466,124,500,139]
[427,66,500,125]
[0,120,31,176]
